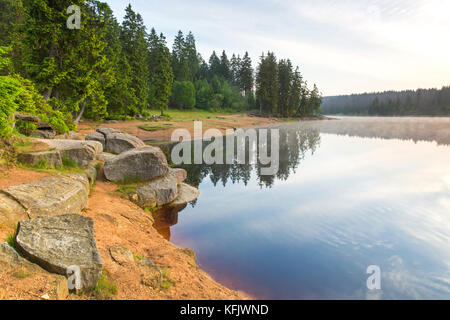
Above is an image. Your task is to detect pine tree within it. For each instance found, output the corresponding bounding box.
[148,29,174,115]
[219,50,231,81]
[277,59,293,117]
[239,52,253,95]
[208,51,221,80]
[171,31,189,81]
[288,67,303,117]
[230,54,240,87]
[256,52,278,115]
[185,31,199,81]
[120,4,149,115]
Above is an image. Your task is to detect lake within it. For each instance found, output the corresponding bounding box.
[154,117,450,300]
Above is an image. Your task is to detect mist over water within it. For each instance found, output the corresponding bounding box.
[156,117,450,299]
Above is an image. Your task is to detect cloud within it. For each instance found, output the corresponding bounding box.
[105,0,450,95]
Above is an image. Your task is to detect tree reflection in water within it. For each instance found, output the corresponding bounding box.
[153,126,321,239]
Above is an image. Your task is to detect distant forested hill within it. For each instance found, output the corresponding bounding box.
[322,86,450,116]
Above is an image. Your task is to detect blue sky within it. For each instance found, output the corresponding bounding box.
[105,0,450,96]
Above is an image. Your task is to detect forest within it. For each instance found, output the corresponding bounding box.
[0,0,322,139]
[322,87,450,116]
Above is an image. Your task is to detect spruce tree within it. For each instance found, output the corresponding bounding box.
[239,52,254,95]
[120,4,149,115]
[256,52,278,115]
[148,29,174,115]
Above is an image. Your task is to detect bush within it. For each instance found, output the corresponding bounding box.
[0,46,72,138]
[170,81,196,109]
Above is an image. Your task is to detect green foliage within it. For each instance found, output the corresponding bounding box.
[13,269,30,279]
[148,29,174,115]
[171,81,196,109]
[6,232,15,249]
[62,157,78,168]
[92,271,117,300]
[138,123,173,132]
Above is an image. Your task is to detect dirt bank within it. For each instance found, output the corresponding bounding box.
[77,113,278,142]
[0,167,247,300]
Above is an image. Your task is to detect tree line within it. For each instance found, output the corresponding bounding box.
[0,0,322,139]
[322,87,450,116]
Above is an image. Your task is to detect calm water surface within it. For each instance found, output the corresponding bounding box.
[156,117,450,300]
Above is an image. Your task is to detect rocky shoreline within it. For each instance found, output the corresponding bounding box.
[0,128,240,300]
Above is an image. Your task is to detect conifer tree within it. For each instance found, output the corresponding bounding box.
[256,52,279,115]
[239,52,254,95]
[148,29,174,115]
[120,4,149,114]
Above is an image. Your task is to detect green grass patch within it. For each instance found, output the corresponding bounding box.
[6,232,15,249]
[138,123,174,132]
[92,271,117,300]
[160,267,176,290]
[62,157,78,168]
[13,269,30,279]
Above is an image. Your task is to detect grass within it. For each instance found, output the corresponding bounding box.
[134,253,145,262]
[160,267,176,290]
[91,271,117,300]
[13,269,30,279]
[146,108,243,122]
[62,157,79,168]
[138,123,173,132]
[6,232,15,249]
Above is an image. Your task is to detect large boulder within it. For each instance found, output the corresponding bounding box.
[135,171,179,208]
[105,132,146,154]
[15,214,102,290]
[85,132,106,149]
[168,183,200,209]
[1,174,89,219]
[37,139,103,167]
[103,146,169,182]
[18,150,63,168]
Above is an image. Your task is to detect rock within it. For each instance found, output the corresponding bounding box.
[86,132,106,149]
[109,246,134,265]
[37,122,52,130]
[55,131,81,140]
[96,127,122,137]
[0,242,69,300]
[2,174,89,219]
[0,193,28,227]
[96,152,116,162]
[38,139,103,166]
[83,166,98,186]
[31,130,56,139]
[170,168,187,184]
[18,150,63,168]
[104,146,168,182]
[15,214,102,290]
[41,294,50,300]
[138,258,162,289]
[168,183,200,209]
[105,132,146,154]
[135,172,178,208]
[15,113,39,123]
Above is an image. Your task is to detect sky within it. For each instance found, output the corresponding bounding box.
[104,0,450,96]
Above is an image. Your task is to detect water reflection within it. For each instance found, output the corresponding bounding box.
[152,118,450,299]
[160,126,321,188]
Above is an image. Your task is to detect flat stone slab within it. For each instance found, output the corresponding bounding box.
[96,152,116,162]
[18,150,63,168]
[15,214,102,290]
[2,174,89,219]
[104,146,169,182]
[0,192,28,227]
[38,139,103,166]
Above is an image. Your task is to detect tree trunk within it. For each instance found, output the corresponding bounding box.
[74,100,87,124]
[43,88,53,101]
